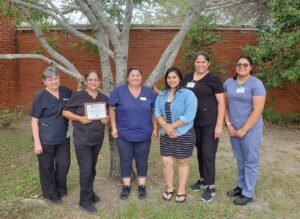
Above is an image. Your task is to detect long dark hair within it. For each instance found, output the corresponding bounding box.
[164,67,184,91]
[233,55,253,80]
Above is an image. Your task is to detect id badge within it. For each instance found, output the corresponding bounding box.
[236,86,245,93]
[140,97,147,101]
[186,82,195,88]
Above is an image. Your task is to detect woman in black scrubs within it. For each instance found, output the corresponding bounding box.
[31,66,73,204]
[183,51,225,202]
[62,71,109,213]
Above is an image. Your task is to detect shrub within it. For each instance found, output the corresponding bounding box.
[263,108,285,126]
[0,107,23,128]
[286,113,300,125]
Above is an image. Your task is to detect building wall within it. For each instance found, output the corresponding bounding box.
[0,19,299,115]
[0,16,19,109]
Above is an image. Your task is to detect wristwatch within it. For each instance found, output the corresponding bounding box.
[224,122,232,126]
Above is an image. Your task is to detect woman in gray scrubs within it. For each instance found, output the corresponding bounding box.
[224,55,266,205]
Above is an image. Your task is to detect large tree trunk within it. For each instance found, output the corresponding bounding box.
[107,51,128,177]
[108,127,121,177]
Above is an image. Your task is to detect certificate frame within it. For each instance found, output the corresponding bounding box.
[84,102,107,120]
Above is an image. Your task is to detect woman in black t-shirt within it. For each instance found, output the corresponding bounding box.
[183,51,225,202]
[62,71,109,213]
[31,66,73,204]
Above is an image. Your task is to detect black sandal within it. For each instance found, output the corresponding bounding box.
[162,190,175,201]
[175,194,186,203]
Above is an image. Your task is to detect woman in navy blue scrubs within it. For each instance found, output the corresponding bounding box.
[108,67,157,201]
[62,71,109,213]
[31,66,73,204]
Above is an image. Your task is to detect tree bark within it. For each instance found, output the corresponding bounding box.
[108,127,120,178]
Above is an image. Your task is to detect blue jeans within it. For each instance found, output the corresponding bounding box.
[118,138,151,178]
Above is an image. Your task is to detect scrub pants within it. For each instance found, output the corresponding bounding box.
[194,126,219,185]
[74,143,102,205]
[230,126,263,198]
[118,138,151,178]
[38,141,70,199]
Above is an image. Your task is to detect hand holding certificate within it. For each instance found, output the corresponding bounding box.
[84,102,107,120]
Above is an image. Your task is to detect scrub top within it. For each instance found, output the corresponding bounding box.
[64,90,108,147]
[31,86,73,145]
[183,72,224,126]
[224,76,266,130]
[108,84,156,142]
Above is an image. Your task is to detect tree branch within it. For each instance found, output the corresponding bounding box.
[86,0,121,49]
[0,54,82,80]
[145,0,207,85]
[18,6,80,75]
[120,0,133,44]
[74,0,115,60]
[61,5,81,15]
[205,0,245,12]
[8,0,114,59]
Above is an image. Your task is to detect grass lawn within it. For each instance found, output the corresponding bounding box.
[0,117,299,219]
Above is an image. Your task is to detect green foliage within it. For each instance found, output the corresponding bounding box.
[263,108,285,126]
[140,0,194,25]
[263,108,300,126]
[46,35,60,51]
[67,42,79,50]
[286,113,300,125]
[82,34,98,54]
[0,1,22,25]
[181,14,225,74]
[244,0,300,88]
[0,107,23,128]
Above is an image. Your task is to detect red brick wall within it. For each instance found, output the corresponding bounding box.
[267,84,300,116]
[0,16,19,109]
[1,21,299,115]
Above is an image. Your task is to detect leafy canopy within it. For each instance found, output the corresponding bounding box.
[244,0,300,88]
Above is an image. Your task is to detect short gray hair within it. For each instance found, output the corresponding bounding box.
[43,66,59,79]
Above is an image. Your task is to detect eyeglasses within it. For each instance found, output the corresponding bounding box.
[236,63,250,68]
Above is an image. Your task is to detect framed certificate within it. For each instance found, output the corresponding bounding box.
[84,102,107,120]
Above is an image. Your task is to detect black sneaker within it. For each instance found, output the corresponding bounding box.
[233,194,253,206]
[227,187,242,197]
[190,179,207,191]
[80,201,96,214]
[138,185,147,200]
[91,193,101,204]
[201,186,215,202]
[120,185,131,200]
